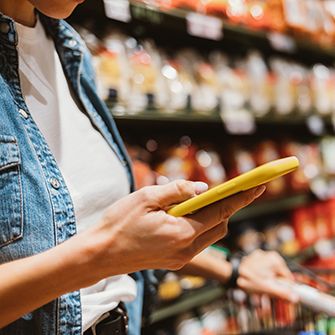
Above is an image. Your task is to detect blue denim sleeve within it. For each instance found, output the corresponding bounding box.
[125,273,144,335]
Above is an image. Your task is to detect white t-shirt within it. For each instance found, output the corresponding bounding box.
[16,18,137,332]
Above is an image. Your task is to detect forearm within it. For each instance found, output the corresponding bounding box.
[0,232,97,328]
[177,251,232,283]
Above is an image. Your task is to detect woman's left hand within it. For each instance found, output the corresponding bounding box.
[237,249,299,303]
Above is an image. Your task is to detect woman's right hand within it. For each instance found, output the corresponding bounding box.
[0,180,265,327]
[81,180,266,284]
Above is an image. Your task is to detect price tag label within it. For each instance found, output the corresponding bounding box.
[186,13,223,41]
[267,32,297,53]
[220,109,256,134]
[103,0,131,23]
[306,115,325,136]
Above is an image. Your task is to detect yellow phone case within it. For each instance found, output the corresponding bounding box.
[167,156,299,217]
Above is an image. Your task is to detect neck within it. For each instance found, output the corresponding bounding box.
[0,0,36,27]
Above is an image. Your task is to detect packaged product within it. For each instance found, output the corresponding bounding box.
[245,50,271,117]
[270,58,296,115]
[175,312,203,335]
[158,56,193,111]
[292,206,318,248]
[192,61,220,114]
[280,141,310,192]
[158,273,183,301]
[282,0,308,34]
[226,0,248,24]
[127,40,161,112]
[254,140,286,196]
[216,60,249,117]
[195,149,227,187]
[311,64,333,116]
[156,142,209,184]
[204,0,229,18]
[199,303,227,335]
[96,32,130,106]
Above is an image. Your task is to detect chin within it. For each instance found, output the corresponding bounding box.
[31,0,81,19]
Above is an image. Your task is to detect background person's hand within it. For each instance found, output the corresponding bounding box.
[82,180,266,285]
[237,249,299,303]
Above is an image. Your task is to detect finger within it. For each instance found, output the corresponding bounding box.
[140,180,208,210]
[270,253,294,280]
[190,221,230,255]
[190,185,266,226]
[238,277,299,303]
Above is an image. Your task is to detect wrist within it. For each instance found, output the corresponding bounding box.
[225,252,244,288]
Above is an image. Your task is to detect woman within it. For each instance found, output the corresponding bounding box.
[0,1,296,335]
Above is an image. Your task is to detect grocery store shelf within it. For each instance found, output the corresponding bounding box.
[149,285,225,324]
[70,0,335,63]
[230,193,311,223]
[112,109,221,124]
[290,237,335,264]
[111,109,334,136]
[126,1,335,63]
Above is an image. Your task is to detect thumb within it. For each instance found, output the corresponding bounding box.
[142,180,208,210]
[260,279,299,303]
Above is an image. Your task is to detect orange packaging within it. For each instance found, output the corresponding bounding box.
[326,198,335,237]
[265,0,287,32]
[225,0,248,24]
[313,202,333,240]
[204,0,228,17]
[244,0,275,30]
[282,0,308,34]
[279,141,309,192]
[254,141,286,196]
[292,206,317,248]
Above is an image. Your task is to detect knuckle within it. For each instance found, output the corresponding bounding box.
[219,204,234,221]
[219,223,228,237]
[174,224,196,246]
[253,249,265,257]
[174,180,194,197]
[269,250,280,260]
[169,253,189,270]
[139,187,152,202]
[168,261,185,271]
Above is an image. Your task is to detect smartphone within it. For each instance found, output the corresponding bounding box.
[167,156,299,217]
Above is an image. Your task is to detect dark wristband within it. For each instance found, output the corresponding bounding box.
[225,252,244,288]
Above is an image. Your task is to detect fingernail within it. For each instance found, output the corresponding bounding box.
[254,185,266,198]
[194,182,209,195]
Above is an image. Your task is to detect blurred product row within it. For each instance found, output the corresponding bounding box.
[129,134,335,315]
[134,0,335,49]
[128,136,335,199]
[149,291,335,335]
[78,25,335,117]
[152,238,334,333]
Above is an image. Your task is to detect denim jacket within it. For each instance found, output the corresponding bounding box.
[0,12,146,335]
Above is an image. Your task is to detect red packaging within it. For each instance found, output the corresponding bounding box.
[292,206,317,248]
[326,198,335,237]
[313,202,333,240]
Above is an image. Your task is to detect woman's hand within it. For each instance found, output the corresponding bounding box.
[0,180,265,327]
[82,180,266,284]
[237,250,299,302]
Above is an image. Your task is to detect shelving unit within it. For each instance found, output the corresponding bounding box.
[231,193,310,223]
[150,285,225,323]
[71,0,335,64]
[290,237,335,264]
[111,110,335,136]
[127,1,335,62]
[69,2,335,333]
